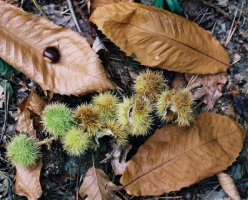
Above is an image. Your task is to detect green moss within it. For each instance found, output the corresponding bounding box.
[42,103,74,137]
[7,134,40,167]
[62,127,90,156]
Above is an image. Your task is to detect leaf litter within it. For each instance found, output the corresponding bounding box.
[0,0,247,199]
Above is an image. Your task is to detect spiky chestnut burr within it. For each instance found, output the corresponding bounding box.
[156,89,175,122]
[173,88,195,126]
[129,99,153,135]
[116,97,153,136]
[92,91,120,122]
[133,70,167,103]
[74,104,101,135]
[7,134,40,167]
[42,103,74,137]
[62,127,90,156]
[116,97,133,130]
[156,88,194,127]
[105,120,128,146]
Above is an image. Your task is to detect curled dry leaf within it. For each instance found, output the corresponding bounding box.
[79,167,121,200]
[0,1,115,96]
[217,172,241,200]
[120,112,246,196]
[15,160,42,200]
[90,3,230,74]
[185,73,228,110]
[16,91,47,136]
[101,143,131,175]
[111,145,131,176]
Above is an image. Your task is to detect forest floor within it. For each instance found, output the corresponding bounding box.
[0,0,248,199]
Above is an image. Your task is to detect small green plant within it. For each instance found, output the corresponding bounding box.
[62,127,90,156]
[42,103,74,137]
[133,70,167,103]
[92,91,120,122]
[7,134,40,167]
[156,88,194,127]
[74,104,101,135]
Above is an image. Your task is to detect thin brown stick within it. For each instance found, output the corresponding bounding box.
[225,3,244,46]
[201,0,232,20]
[204,184,219,200]
[66,0,82,32]
[36,136,56,146]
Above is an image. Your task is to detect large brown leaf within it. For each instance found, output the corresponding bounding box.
[15,161,42,200]
[79,167,121,200]
[0,1,115,95]
[120,112,246,196]
[90,3,230,74]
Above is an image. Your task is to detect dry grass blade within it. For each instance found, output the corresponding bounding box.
[120,113,246,196]
[0,1,115,95]
[90,3,230,74]
[217,172,241,200]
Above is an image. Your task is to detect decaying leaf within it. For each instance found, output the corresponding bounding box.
[15,160,42,200]
[90,3,230,74]
[0,1,115,95]
[16,91,47,136]
[120,112,246,196]
[101,143,131,175]
[111,145,131,176]
[185,73,228,110]
[79,167,121,200]
[91,0,132,11]
[217,172,241,200]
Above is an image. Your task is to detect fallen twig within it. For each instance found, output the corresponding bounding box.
[66,0,82,32]
[225,3,244,46]
[32,0,48,19]
[202,0,232,20]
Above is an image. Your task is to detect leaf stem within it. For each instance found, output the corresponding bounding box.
[36,136,56,146]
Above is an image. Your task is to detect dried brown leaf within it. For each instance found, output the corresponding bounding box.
[217,172,241,200]
[171,73,187,89]
[90,3,230,74]
[16,91,47,136]
[79,167,121,200]
[0,1,115,95]
[111,145,131,176]
[120,112,246,196]
[15,160,42,200]
[185,73,228,110]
